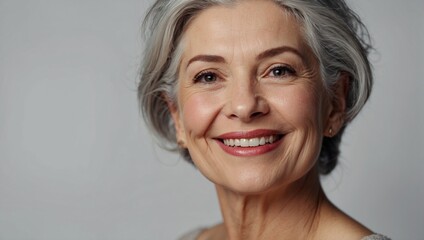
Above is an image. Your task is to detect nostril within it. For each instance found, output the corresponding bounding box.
[250,111,263,118]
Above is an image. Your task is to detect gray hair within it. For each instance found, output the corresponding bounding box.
[138,0,373,174]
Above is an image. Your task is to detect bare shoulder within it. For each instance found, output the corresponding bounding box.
[316,200,374,240]
[197,223,225,240]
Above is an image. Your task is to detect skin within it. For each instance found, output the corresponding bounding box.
[168,1,372,239]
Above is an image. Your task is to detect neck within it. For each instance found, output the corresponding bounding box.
[215,168,326,240]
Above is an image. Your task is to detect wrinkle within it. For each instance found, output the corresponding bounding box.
[217,169,324,239]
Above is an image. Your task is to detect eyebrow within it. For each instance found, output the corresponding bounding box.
[186,55,226,69]
[256,46,304,62]
[186,46,305,69]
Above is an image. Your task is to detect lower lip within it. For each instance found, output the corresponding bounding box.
[216,137,283,157]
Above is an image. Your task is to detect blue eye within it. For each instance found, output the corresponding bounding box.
[268,65,296,78]
[194,71,218,84]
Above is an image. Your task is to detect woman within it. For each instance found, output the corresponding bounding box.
[139,0,390,239]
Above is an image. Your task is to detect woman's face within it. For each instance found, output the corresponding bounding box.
[170,1,337,193]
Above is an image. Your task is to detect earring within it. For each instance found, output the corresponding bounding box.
[177,140,186,148]
[328,128,333,137]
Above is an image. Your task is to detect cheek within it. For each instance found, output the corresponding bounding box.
[267,85,324,128]
[267,85,325,180]
[180,91,222,138]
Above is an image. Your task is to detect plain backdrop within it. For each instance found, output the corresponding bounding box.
[0,0,423,239]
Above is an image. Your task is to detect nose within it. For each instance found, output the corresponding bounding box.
[224,79,269,122]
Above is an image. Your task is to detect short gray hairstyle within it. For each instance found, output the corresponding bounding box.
[138,0,373,174]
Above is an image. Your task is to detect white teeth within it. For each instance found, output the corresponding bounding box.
[240,139,249,147]
[249,138,259,147]
[222,135,279,147]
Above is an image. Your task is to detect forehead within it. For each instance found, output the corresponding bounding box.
[180,0,308,62]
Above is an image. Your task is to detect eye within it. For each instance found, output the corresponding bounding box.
[267,65,296,78]
[193,71,219,84]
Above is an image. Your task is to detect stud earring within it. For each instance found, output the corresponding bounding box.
[177,140,186,148]
[328,128,333,137]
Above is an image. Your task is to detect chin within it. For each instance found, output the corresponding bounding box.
[215,169,287,195]
[212,163,317,195]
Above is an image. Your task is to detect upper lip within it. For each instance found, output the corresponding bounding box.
[216,129,282,139]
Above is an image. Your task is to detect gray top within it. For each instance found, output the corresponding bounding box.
[178,228,391,240]
[362,234,392,240]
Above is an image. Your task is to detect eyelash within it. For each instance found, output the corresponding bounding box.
[193,70,219,84]
[266,65,296,78]
[192,65,296,84]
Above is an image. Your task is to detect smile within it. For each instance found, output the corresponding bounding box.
[215,130,284,156]
[222,135,281,147]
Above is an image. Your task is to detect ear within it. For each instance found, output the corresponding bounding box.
[324,72,349,137]
[164,94,187,147]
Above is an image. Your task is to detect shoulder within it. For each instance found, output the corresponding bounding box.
[178,224,224,240]
[316,200,374,240]
[177,228,204,240]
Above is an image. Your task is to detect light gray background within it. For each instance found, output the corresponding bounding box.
[0,0,422,239]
